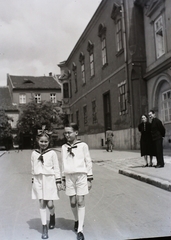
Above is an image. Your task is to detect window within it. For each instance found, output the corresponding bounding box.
[92,100,97,124]
[90,53,95,77]
[154,15,165,58]
[116,19,123,52]
[102,38,107,66]
[76,110,79,127]
[87,40,95,77]
[34,94,41,103]
[118,82,127,114]
[79,52,86,85]
[81,63,86,84]
[72,63,78,93]
[63,82,69,98]
[70,113,73,123]
[50,93,56,103]
[161,90,171,123]
[83,105,88,125]
[98,23,107,67]
[19,94,26,104]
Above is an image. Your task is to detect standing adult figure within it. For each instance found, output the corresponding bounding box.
[105,127,114,152]
[148,110,166,168]
[138,114,154,167]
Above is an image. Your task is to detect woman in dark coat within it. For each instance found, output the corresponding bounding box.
[138,114,154,167]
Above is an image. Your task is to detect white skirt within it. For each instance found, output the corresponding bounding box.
[32,174,59,200]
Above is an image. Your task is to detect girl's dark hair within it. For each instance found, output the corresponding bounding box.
[65,122,79,131]
[140,114,148,122]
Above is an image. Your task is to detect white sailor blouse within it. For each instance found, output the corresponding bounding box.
[31,149,61,184]
[61,141,93,182]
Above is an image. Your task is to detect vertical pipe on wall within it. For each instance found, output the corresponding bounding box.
[121,0,134,149]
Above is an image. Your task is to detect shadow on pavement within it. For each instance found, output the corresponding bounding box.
[27,217,75,233]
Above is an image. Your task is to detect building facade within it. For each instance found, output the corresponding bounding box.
[58,0,148,149]
[135,0,171,148]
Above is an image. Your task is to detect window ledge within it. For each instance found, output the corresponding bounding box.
[116,48,124,57]
[90,75,95,80]
[102,63,108,69]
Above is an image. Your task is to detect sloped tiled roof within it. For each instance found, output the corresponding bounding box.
[9,75,61,90]
[0,87,18,111]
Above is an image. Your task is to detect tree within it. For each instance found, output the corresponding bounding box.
[16,101,66,148]
[0,110,13,149]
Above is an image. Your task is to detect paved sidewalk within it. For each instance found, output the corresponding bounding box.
[90,148,171,192]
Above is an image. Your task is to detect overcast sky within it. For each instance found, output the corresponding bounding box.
[0,0,101,86]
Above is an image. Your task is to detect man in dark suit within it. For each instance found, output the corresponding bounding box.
[148,110,165,168]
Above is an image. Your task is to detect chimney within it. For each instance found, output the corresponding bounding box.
[49,72,52,76]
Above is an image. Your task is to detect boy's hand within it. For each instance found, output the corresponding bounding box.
[88,181,92,191]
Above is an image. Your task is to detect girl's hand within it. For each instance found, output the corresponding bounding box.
[62,181,66,191]
[57,183,62,191]
[88,181,92,191]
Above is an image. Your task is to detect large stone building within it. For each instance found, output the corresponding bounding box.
[135,0,171,148]
[58,0,148,149]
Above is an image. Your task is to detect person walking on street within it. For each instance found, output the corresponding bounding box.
[138,114,154,167]
[106,127,114,152]
[148,110,166,168]
[31,126,62,239]
[61,123,93,240]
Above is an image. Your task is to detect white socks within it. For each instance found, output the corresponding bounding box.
[39,208,47,225]
[77,207,85,233]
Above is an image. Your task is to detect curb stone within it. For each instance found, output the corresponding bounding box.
[119,169,171,192]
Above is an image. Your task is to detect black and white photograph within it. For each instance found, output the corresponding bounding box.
[0,0,171,239]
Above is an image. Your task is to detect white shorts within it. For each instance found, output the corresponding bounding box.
[65,173,89,196]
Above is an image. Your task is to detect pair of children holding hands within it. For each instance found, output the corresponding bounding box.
[31,123,93,240]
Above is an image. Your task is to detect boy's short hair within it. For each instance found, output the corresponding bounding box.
[65,122,79,131]
[149,110,155,114]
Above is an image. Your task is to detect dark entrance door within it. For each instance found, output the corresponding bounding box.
[103,91,112,131]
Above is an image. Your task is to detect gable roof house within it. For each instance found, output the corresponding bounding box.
[7,73,62,106]
[0,74,62,148]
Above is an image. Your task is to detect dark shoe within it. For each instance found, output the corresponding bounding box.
[77,232,85,240]
[149,164,153,167]
[42,225,48,239]
[49,214,55,229]
[74,221,78,232]
[143,164,148,167]
[155,165,164,168]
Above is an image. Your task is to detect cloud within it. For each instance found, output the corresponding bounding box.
[0,0,101,86]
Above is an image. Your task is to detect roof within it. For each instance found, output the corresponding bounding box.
[8,75,61,90]
[0,87,18,111]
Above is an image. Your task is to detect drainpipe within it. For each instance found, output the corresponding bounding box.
[121,0,134,149]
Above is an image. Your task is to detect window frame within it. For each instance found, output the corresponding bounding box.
[50,93,56,103]
[161,90,171,123]
[116,18,123,52]
[118,81,127,115]
[34,93,41,103]
[101,37,107,66]
[19,93,26,104]
[63,82,69,98]
[154,15,165,59]
[92,100,97,124]
[83,105,88,125]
